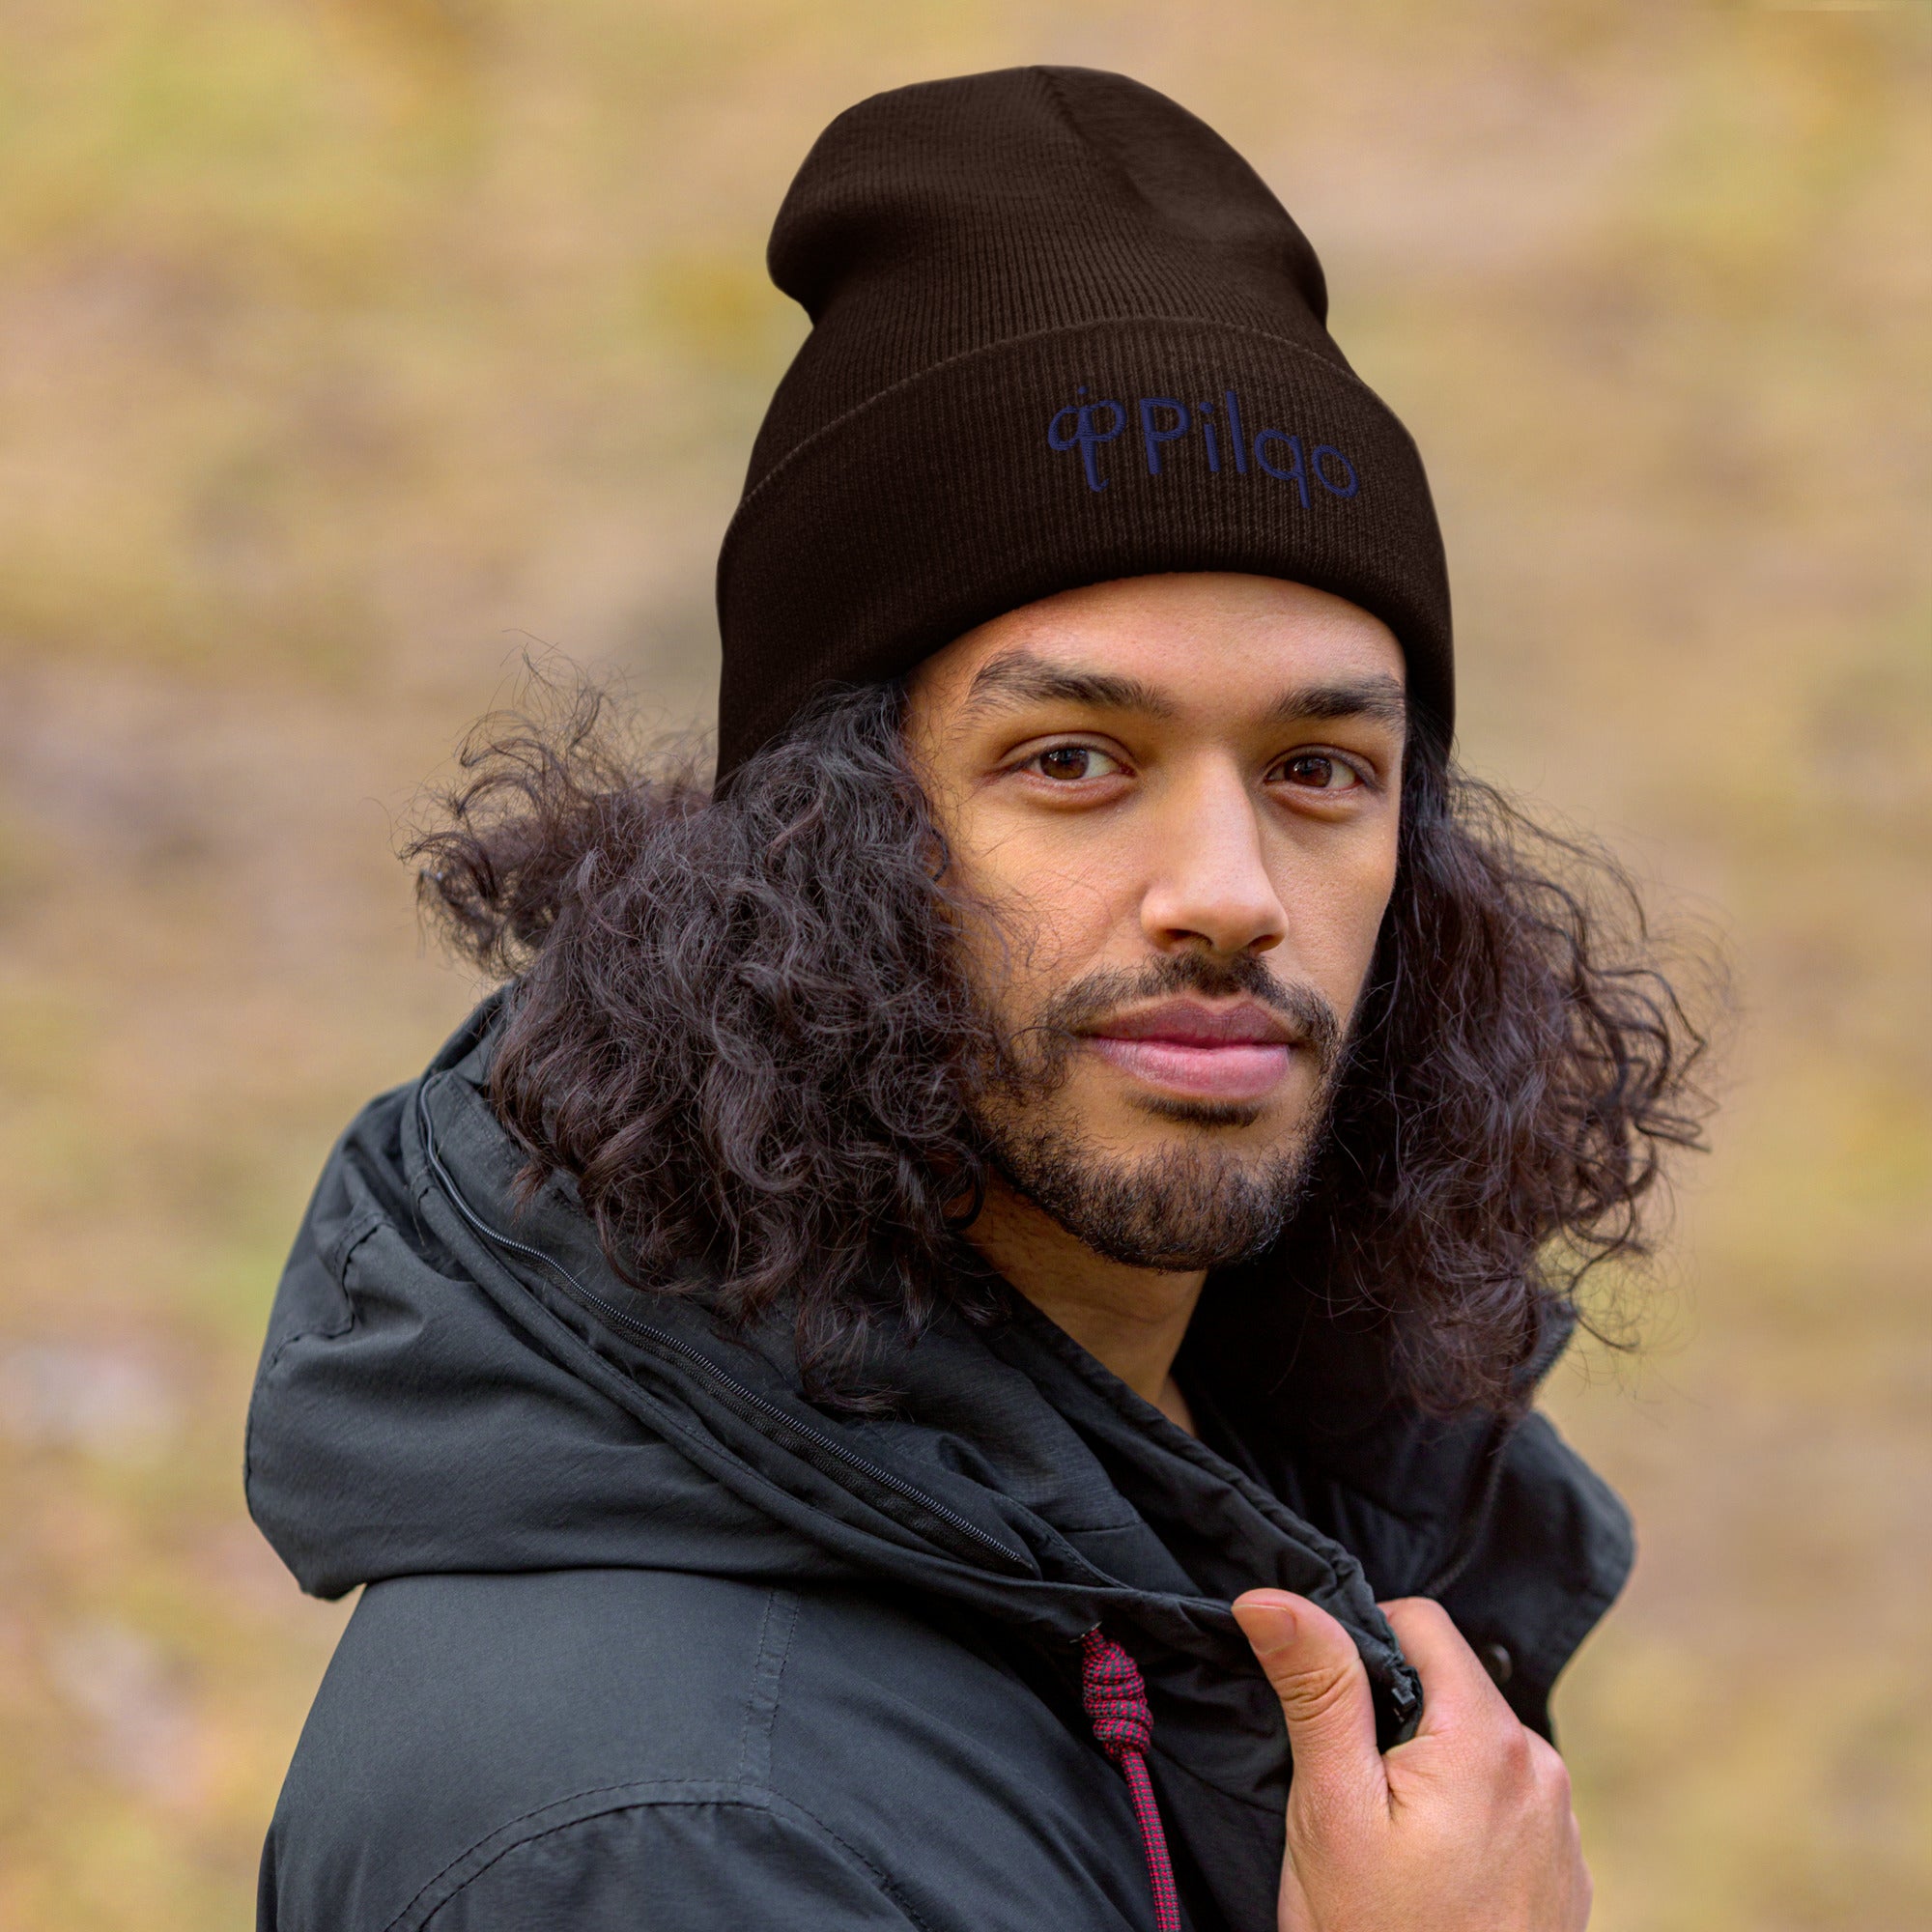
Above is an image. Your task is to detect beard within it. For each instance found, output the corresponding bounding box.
[970,951,1348,1272]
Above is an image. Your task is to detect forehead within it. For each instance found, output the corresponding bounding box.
[914,572,1406,715]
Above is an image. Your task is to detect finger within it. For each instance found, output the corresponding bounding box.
[1378,1597,1516,1736]
[1233,1590,1383,1796]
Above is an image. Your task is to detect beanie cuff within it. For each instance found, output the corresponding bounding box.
[715,314,1452,779]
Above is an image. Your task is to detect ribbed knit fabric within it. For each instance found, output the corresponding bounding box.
[714,65,1452,781]
[1080,1628,1182,1932]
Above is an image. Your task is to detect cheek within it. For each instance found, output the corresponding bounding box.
[1350,847,1402,996]
[1276,834,1400,1010]
[951,820,1140,998]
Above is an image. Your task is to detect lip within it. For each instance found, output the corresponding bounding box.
[1081,999,1300,1103]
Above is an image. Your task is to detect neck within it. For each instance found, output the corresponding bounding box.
[966,1171,1204,1435]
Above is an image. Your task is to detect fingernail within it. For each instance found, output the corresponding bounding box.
[1234,1592,1299,1644]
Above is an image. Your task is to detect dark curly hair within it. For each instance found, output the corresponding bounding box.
[410,673,1714,1413]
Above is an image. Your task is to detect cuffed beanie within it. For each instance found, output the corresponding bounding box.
[714,65,1453,780]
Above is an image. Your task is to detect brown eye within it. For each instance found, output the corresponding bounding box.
[1031,746,1121,781]
[1277,753,1360,791]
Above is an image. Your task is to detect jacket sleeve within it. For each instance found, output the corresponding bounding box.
[415,1792,924,1932]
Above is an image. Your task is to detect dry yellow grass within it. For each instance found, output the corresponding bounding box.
[0,4,1925,1926]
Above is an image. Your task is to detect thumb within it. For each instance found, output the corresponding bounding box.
[1233,1591,1383,1797]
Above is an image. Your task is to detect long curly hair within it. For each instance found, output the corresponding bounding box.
[409,673,1715,1413]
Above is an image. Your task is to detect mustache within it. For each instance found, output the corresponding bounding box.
[1021,952,1345,1077]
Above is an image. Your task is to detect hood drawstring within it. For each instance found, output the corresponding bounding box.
[1080,1629,1181,1932]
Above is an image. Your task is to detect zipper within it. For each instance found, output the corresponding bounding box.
[412,1079,1022,1570]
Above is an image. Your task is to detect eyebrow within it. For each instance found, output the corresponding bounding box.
[960,648,1408,735]
[961,649,1176,720]
[1262,672,1409,733]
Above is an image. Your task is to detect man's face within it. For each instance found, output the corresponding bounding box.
[904,572,1407,1271]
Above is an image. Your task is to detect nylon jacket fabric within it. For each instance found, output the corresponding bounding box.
[248,999,1633,1931]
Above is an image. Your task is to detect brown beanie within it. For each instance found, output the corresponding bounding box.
[714,65,1453,781]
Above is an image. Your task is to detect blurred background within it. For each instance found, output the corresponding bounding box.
[0,2,1926,1925]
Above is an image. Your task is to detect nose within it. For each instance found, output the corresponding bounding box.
[1138,759,1288,958]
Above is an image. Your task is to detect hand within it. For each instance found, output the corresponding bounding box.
[1232,1591,1591,1932]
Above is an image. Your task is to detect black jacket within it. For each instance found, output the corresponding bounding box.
[248,1001,1633,1931]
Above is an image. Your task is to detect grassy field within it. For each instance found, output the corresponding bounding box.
[0,3,1926,1925]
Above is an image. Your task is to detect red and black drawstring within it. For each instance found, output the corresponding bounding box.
[1079,1628,1181,1932]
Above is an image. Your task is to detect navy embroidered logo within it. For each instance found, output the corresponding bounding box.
[1045,387,1126,491]
[1047,384,1358,502]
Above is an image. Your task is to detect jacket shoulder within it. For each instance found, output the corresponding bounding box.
[1438,1408,1635,1736]
[262,1567,809,1930]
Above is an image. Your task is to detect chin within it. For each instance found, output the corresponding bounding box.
[1077,1098,1321,1178]
[1099,1074,1315,1144]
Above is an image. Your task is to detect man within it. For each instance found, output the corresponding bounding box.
[249,67,1707,1930]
